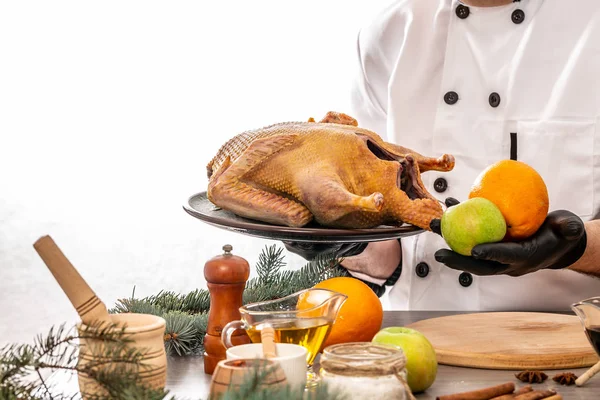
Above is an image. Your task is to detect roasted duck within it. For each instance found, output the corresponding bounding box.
[207,112,454,231]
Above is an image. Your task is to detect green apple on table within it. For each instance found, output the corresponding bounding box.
[372,327,438,393]
[441,197,507,256]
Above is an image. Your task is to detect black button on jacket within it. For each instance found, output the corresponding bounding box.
[434,178,448,193]
[444,91,459,105]
[459,272,473,287]
[456,5,470,19]
[416,262,430,278]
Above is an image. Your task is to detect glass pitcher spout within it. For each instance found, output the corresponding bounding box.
[239,288,348,320]
[571,297,600,329]
[294,288,348,319]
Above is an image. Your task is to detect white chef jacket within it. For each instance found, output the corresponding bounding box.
[349,0,600,311]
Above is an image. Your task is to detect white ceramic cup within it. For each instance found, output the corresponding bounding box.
[226,343,308,389]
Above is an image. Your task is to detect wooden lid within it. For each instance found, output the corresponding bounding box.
[204,244,250,284]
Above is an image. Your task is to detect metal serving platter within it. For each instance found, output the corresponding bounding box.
[183,191,423,243]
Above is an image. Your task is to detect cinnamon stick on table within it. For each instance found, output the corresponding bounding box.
[436,382,516,400]
[543,395,562,400]
[514,389,557,400]
[487,394,515,400]
[514,386,534,396]
[490,385,533,400]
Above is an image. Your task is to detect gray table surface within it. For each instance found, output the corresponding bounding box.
[49,311,600,399]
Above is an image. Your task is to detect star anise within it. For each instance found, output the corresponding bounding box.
[515,370,548,383]
[553,372,578,386]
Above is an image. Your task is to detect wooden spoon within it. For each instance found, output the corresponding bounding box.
[260,324,278,359]
[33,235,111,326]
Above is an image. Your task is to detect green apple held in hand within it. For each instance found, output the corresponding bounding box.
[441,197,507,256]
[372,327,437,393]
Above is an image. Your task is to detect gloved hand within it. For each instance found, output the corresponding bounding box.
[283,240,400,298]
[282,241,368,261]
[429,199,587,277]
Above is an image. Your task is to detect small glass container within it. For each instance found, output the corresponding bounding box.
[319,342,414,400]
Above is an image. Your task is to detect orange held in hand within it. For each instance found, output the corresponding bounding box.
[469,160,549,241]
[311,277,383,349]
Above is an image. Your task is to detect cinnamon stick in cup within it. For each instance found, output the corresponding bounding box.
[436,382,515,400]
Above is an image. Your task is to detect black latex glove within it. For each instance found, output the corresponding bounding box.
[429,197,461,234]
[429,199,587,277]
[282,241,368,261]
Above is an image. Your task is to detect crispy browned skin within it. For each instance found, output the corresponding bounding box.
[207,112,455,231]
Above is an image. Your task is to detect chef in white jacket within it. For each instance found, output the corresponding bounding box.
[286,0,600,311]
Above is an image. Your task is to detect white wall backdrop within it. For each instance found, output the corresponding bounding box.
[0,1,395,346]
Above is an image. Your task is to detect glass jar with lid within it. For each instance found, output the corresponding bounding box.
[319,342,415,400]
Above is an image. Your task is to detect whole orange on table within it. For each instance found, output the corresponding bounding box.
[469,159,549,241]
[309,277,383,349]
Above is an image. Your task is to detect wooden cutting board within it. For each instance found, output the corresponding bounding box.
[406,312,599,370]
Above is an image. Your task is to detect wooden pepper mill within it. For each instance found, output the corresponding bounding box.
[203,244,252,375]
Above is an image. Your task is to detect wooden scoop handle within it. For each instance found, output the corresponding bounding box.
[576,360,600,386]
[33,235,110,325]
[261,324,278,359]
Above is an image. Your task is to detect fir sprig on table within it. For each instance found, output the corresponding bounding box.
[0,322,342,399]
[0,322,176,400]
[110,244,349,356]
[220,365,346,400]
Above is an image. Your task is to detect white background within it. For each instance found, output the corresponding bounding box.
[0,0,394,346]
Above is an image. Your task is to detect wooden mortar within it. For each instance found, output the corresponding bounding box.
[77,313,167,398]
[33,235,167,397]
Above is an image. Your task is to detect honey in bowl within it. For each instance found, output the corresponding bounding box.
[246,318,332,365]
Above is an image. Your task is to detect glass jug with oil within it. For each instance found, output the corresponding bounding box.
[221,288,347,388]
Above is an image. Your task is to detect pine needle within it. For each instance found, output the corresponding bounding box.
[192,313,209,352]
[255,244,285,287]
[163,311,197,356]
[110,298,164,316]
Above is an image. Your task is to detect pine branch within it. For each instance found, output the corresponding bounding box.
[244,250,348,305]
[192,313,209,352]
[0,318,348,400]
[145,289,211,315]
[286,252,347,290]
[110,298,164,316]
[163,311,198,356]
[0,319,180,400]
[110,245,350,357]
[255,245,285,287]
[220,362,347,400]
[111,289,210,316]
